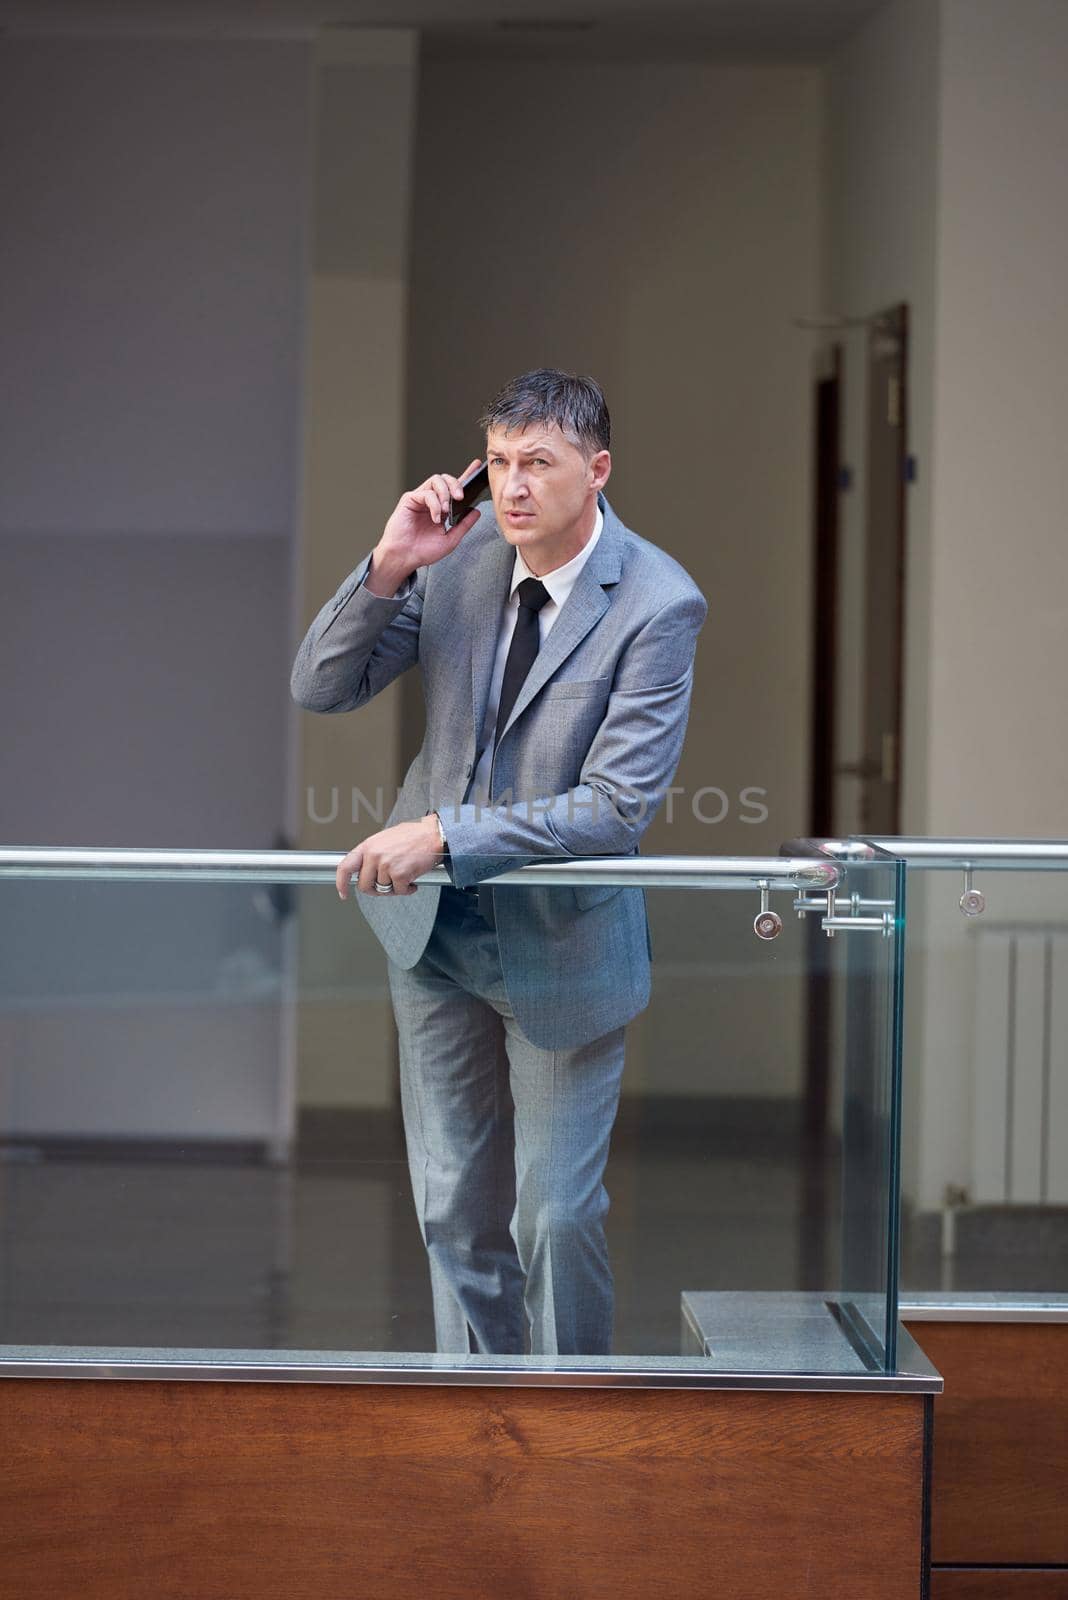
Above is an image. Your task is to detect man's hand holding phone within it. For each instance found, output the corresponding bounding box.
[365,459,487,598]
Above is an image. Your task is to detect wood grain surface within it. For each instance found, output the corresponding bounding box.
[0,1380,926,1600]
[932,1572,1068,1599]
[906,1321,1068,1566]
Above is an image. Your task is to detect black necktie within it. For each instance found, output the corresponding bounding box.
[477,576,550,929]
[494,577,551,745]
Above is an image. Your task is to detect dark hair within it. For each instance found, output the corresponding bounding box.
[478,368,611,456]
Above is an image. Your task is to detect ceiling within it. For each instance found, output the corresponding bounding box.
[0,0,891,62]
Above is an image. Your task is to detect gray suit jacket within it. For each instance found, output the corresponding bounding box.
[291,493,707,1049]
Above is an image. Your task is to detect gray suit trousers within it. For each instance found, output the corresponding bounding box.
[388,885,626,1356]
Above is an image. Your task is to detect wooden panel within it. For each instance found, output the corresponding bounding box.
[908,1321,1068,1565]
[0,1381,926,1600]
[932,1571,1068,1598]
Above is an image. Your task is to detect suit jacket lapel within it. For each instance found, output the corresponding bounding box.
[469,528,516,747]
[494,498,623,745]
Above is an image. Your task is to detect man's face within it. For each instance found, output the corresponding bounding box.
[485,422,610,567]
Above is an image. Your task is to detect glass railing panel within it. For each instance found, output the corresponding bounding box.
[835,853,905,1370]
[853,839,1068,1305]
[0,849,905,1381]
[783,847,905,1371]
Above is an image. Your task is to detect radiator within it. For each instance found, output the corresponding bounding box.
[973,928,1068,1204]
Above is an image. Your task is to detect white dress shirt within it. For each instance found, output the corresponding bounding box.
[466,506,603,804]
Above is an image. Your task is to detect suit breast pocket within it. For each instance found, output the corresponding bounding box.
[541,676,611,700]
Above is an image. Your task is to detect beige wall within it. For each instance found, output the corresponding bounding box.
[824,0,942,1201]
[928,0,1068,838]
[291,30,419,1110]
[409,57,823,860]
[407,56,824,1097]
[0,36,311,1151]
[824,0,940,837]
[827,0,1068,1211]
[913,0,1068,1212]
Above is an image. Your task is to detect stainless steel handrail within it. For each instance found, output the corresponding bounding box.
[780,837,882,860]
[0,846,840,890]
[901,1292,1068,1324]
[0,1348,942,1392]
[859,837,1068,862]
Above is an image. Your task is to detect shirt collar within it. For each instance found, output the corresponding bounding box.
[509,504,604,607]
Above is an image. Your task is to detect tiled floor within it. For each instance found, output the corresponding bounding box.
[1,1114,1064,1358]
[900,1202,1068,1296]
[0,1106,837,1356]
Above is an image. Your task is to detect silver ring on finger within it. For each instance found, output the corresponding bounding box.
[374,879,395,895]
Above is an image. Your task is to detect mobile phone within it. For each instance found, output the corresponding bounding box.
[445,461,490,529]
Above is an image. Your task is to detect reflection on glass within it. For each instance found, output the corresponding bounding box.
[0,854,903,1379]
[836,856,905,1370]
[887,851,1068,1300]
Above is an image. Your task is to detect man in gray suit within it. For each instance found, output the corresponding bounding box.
[291,369,706,1358]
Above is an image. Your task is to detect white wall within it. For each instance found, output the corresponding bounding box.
[408,56,824,1097]
[910,0,1068,1212]
[0,38,309,542]
[1,535,291,847]
[0,37,312,1147]
[291,31,420,1110]
[0,36,312,847]
[825,0,940,837]
[410,58,823,860]
[827,0,1068,1213]
[824,0,941,1207]
[928,0,1068,838]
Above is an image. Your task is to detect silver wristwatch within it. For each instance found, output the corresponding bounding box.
[430,810,448,857]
